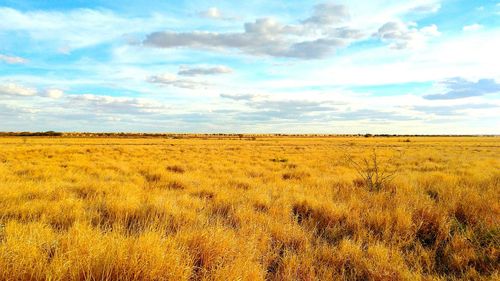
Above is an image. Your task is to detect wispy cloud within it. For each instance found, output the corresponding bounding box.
[302,3,349,25]
[220,93,263,101]
[148,74,210,89]
[0,82,63,98]
[463,24,483,32]
[199,7,235,21]
[67,94,168,115]
[0,7,173,51]
[408,3,441,14]
[411,103,498,115]
[374,21,440,49]
[42,89,64,99]
[0,54,27,64]
[200,7,222,19]
[178,65,233,76]
[0,82,37,96]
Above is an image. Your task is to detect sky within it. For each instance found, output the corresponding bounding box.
[0,0,499,134]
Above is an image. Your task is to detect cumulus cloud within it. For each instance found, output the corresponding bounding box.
[0,83,37,96]
[328,27,364,39]
[148,73,210,89]
[178,65,233,76]
[143,4,354,59]
[287,38,344,58]
[0,54,27,64]
[143,27,343,59]
[374,21,440,49]
[424,78,500,100]
[463,24,483,32]
[302,3,349,25]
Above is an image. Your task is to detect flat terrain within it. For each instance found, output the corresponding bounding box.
[0,136,498,280]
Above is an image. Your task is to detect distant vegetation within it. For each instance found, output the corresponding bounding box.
[0,131,497,138]
[0,136,498,280]
[0,131,63,137]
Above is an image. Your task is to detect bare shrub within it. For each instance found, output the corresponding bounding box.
[344,148,402,191]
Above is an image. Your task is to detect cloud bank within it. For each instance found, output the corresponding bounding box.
[424,78,500,100]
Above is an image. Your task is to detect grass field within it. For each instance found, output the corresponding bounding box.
[0,136,498,280]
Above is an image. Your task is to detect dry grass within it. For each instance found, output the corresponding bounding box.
[0,136,498,281]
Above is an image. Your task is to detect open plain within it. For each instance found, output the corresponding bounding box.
[0,136,498,280]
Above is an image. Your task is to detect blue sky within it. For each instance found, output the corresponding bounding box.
[0,0,499,134]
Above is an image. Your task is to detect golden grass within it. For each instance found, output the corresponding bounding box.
[0,136,498,280]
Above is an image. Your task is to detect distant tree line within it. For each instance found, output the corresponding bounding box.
[0,131,496,138]
[0,131,63,136]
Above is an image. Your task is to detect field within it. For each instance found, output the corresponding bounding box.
[0,136,498,280]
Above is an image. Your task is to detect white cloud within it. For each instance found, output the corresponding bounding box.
[143,27,344,59]
[0,54,27,64]
[0,83,37,96]
[255,28,500,90]
[178,65,233,76]
[408,3,441,14]
[0,82,65,99]
[199,7,238,21]
[42,88,64,99]
[424,78,500,100]
[143,5,356,59]
[200,7,222,19]
[220,93,264,101]
[302,3,349,25]
[374,21,440,49]
[67,94,168,114]
[148,73,210,89]
[0,7,175,51]
[463,24,483,32]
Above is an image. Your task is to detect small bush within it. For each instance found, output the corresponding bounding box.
[271,158,288,163]
[142,171,162,183]
[166,180,186,190]
[167,165,185,174]
[282,171,309,180]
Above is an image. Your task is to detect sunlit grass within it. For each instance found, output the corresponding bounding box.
[0,136,498,280]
